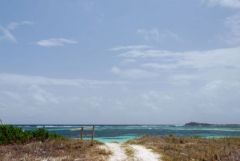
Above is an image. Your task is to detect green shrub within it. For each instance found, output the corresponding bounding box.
[0,125,30,144]
[32,128,49,141]
[49,133,65,139]
[0,125,64,145]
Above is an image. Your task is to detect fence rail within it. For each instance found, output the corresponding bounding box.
[79,125,95,145]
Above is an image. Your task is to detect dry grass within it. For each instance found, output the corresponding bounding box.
[128,135,240,161]
[0,139,111,161]
[121,143,135,159]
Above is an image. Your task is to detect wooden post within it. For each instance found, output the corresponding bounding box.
[91,125,95,145]
[80,127,84,140]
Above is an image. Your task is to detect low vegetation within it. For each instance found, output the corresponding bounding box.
[0,139,111,161]
[121,143,135,159]
[128,135,240,161]
[0,125,64,145]
[0,125,110,161]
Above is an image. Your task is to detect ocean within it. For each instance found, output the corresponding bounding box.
[16,124,240,142]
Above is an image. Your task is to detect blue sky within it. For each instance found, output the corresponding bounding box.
[0,0,240,124]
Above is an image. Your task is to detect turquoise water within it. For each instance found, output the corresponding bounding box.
[17,125,240,142]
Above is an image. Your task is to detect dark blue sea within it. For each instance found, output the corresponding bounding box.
[16,124,240,142]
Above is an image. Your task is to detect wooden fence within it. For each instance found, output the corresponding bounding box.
[80,125,95,145]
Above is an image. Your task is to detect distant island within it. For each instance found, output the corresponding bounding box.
[184,122,211,126]
[185,122,240,128]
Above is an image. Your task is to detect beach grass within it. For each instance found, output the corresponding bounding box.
[121,143,135,159]
[127,135,240,161]
[0,125,110,161]
[0,138,111,161]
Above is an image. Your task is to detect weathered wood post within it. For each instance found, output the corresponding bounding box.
[91,125,95,145]
[80,127,84,140]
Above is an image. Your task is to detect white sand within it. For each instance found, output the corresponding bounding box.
[105,143,128,161]
[105,142,161,161]
[130,144,160,161]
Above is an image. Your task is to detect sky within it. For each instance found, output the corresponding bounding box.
[0,0,240,124]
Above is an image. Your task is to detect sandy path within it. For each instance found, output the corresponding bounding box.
[105,142,160,161]
[105,143,128,161]
[130,145,160,161]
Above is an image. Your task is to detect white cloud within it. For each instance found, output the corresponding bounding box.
[224,13,240,45]
[36,38,78,47]
[203,0,240,8]
[0,73,129,123]
[0,26,16,42]
[29,85,59,104]
[114,46,240,70]
[137,28,181,43]
[110,45,151,51]
[0,21,33,43]
[1,70,240,123]
[139,91,174,110]
[110,42,240,110]
[121,58,137,64]
[170,74,200,83]
[118,48,178,58]
[7,21,33,30]
[202,80,240,94]
[111,66,158,79]
[0,73,130,124]
[0,73,126,87]
[137,28,160,42]
[141,63,179,70]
